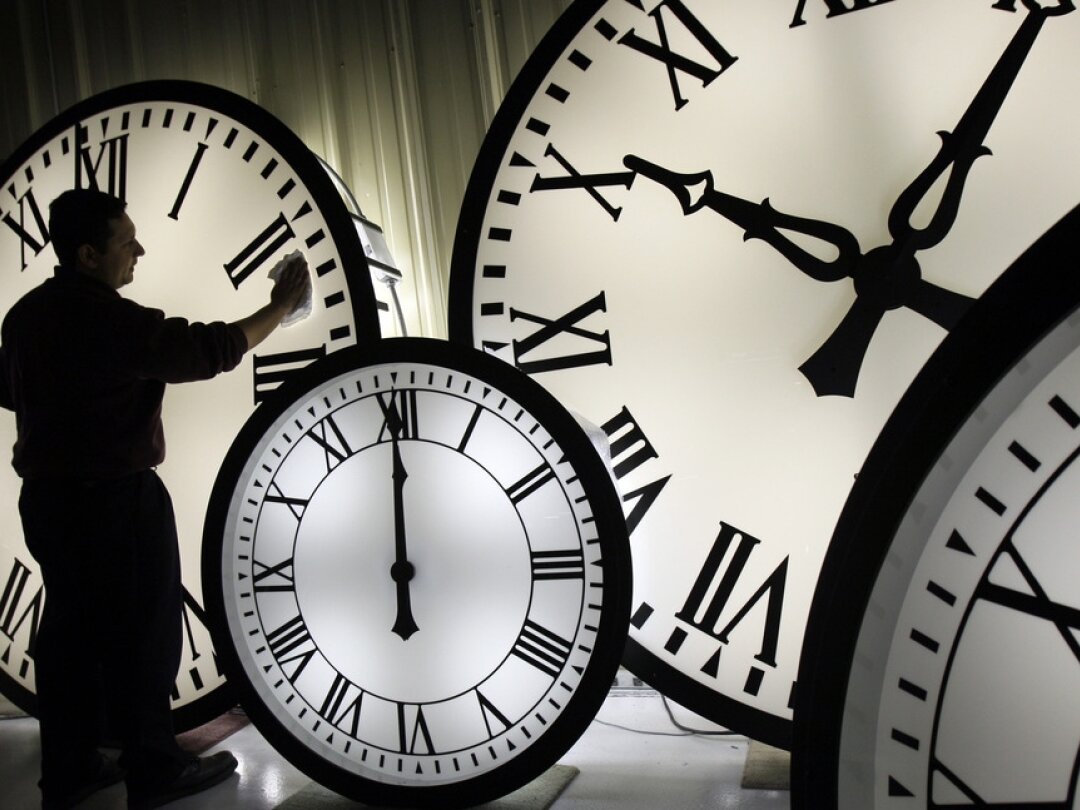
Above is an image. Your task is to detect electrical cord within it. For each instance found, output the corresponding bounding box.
[592,691,743,738]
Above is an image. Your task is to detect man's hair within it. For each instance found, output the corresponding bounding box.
[48,189,127,269]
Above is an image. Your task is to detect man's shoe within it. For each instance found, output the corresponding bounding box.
[41,752,126,809]
[127,751,238,810]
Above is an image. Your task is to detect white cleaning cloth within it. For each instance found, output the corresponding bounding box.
[268,249,313,327]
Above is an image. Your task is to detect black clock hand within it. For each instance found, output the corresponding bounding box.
[888,1,1072,251]
[801,243,978,396]
[388,410,419,641]
[626,4,1068,398]
[627,152,982,396]
[623,155,861,283]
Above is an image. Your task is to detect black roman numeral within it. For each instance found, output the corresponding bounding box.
[0,558,42,663]
[617,0,737,110]
[978,543,1080,666]
[601,406,671,536]
[530,143,636,221]
[224,211,296,288]
[511,620,573,677]
[675,523,788,670]
[457,404,484,453]
[321,672,364,736]
[252,345,327,404]
[531,549,585,581]
[377,389,419,442]
[476,690,513,738]
[791,0,896,28]
[179,585,210,667]
[252,557,296,593]
[264,482,309,521]
[398,703,435,754]
[506,463,556,504]
[76,122,129,199]
[306,415,354,471]
[2,187,50,271]
[265,615,317,681]
[510,292,612,374]
[169,141,209,220]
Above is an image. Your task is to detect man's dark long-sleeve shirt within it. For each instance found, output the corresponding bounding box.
[0,265,247,480]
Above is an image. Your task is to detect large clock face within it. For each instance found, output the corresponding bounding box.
[0,80,380,728]
[203,337,631,808]
[792,204,1080,808]
[448,0,1080,745]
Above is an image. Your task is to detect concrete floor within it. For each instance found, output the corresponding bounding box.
[0,688,791,809]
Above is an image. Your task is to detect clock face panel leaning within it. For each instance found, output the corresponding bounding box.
[203,337,632,809]
[0,81,380,728]
[791,203,1080,808]
[448,0,1080,745]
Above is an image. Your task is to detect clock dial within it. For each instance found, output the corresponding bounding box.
[792,203,1080,809]
[0,80,380,728]
[203,337,631,808]
[448,0,1080,745]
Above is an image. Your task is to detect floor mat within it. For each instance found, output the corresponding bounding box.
[740,740,790,791]
[176,709,251,755]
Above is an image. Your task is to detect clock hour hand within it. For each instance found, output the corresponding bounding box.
[888,2,1071,251]
[388,408,419,641]
[624,154,860,283]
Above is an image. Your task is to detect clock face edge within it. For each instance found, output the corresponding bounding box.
[447,0,604,344]
[202,336,633,807]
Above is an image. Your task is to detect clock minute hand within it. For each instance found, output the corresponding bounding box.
[624,154,861,283]
[388,416,419,641]
[888,2,1071,251]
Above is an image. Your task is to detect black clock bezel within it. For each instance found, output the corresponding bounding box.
[447,0,602,329]
[791,201,1080,808]
[202,336,633,809]
[0,78,381,731]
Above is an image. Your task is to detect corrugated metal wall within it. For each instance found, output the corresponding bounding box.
[0,0,571,337]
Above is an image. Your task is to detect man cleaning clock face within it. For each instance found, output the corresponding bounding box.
[0,188,310,810]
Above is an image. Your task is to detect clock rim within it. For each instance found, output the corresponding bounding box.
[447,0,602,337]
[202,336,633,809]
[790,201,1080,809]
[0,78,382,731]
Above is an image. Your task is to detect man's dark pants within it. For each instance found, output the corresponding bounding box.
[20,469,190,793]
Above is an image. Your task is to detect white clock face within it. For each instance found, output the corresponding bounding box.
[449,0,1080,744]
[791,204,1080,808]
[204,338,631,808]
[0,81,379,727]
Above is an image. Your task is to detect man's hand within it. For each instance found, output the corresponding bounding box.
[270,254,311,316]
[233,253,313,352]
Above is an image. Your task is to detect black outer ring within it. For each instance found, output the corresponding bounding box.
[446,0,794,747]
[791,202,1080,808]
[446,0,603,335]
[0,79,381,730]
[202,336,633,809]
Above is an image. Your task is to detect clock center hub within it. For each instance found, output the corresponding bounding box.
[292,441,532,704]
[854,245,921,312]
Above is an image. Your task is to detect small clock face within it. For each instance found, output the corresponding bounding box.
[448,0,1080,745]
[0,81,380,727]
[203,337,631,808]
[791,204,1080,809]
